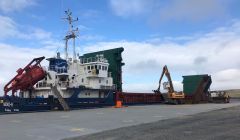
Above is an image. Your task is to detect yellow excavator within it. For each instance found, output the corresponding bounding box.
[153,65,185,104]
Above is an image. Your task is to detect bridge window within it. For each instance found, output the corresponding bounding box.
[91,65,94,70]
[102,66,107,71]
[99,79,101,83]
[87,66,90,70]
[82,78,84,83]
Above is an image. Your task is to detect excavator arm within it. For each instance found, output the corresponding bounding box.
[154,65,174,93]
[154,65,185,104]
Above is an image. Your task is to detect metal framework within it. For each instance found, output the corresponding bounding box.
[4,57,45,96]
[62,9,78,60]
[154,65,174,94]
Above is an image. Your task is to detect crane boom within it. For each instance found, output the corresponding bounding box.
[155,65,174,93]
[154,65,185,104]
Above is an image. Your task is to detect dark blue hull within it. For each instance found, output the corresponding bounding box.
[0,88,116,114]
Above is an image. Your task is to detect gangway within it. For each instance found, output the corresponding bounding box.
[51,85,70,111]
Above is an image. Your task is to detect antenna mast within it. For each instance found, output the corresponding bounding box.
[62,9,78,61]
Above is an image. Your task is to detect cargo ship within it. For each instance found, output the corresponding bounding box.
[0,10,213,114]
[0,10,163,114]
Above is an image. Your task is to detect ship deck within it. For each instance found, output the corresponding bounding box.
[1,99,240,140]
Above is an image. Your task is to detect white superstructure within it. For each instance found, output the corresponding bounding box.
[22,10,114,99]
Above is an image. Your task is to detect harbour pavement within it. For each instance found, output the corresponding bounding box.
[0,100,240,140]
[66,104,240,140]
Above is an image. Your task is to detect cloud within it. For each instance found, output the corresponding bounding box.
[0,14,103,44]
[123,81,183,93]
[80,34,105,41]
[77,25,91,31]
[0,15,19,39]
[156,0,228,22]
[83,20,240,92]
[212,69,240,90]
[0,15,52,40]
[0,0,36,13]
[30,28,52,40]
[109,0,233,23]
[109,0,155,17]
[80,9,100,19]
[78,9,105,24]
[0,43,58,94]
[194,56,208,65]
[214,69,240,82]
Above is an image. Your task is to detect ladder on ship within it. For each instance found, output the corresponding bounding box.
[51,85,70,111]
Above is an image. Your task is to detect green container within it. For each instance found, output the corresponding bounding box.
[183,74,212,95]
[80,47,124,91]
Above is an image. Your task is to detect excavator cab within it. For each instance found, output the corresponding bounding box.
[163,82,184,99]
[154,65,185,104]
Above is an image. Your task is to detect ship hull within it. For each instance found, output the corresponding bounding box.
[0,88,115,114]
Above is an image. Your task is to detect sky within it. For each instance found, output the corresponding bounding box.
[0,0,240,94]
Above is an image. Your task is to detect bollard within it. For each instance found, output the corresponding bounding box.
[115,100,122,108]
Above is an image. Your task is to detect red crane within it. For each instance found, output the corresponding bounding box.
[4,56,46,96]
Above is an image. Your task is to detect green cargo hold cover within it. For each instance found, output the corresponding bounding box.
[79,47,124,91]
[183,74,212,96]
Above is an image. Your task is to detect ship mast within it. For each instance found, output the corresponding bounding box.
[62,9,78,61]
